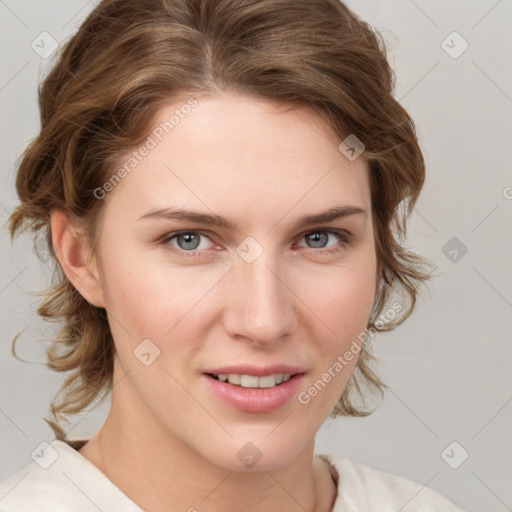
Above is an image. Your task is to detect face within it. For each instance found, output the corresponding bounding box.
[91,91,377,471]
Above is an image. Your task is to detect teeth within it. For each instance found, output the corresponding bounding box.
[213,373,292,388]
[258,375,278,388]
[240,375,259,388]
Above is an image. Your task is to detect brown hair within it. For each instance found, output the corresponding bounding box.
[9,0,432,440]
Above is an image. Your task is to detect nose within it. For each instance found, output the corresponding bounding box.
[221,250,297,348]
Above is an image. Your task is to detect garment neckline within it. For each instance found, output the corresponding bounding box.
[61,438,88,451]
[317,454,342,510]
[55,439,343,512]
[48,439,144,511]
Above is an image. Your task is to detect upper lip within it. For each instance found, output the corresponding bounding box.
[204,364,306,377]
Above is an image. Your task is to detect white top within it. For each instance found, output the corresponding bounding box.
[0,440,467,511]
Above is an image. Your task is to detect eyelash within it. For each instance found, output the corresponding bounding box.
[158,229,353,258]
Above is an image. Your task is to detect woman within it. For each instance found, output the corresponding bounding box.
[0,0,467,510]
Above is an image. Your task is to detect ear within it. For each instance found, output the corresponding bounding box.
[50,210,106,308]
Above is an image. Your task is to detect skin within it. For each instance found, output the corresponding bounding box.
[51,91,378,512]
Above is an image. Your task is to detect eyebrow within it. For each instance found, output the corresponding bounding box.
[137,205,367,231]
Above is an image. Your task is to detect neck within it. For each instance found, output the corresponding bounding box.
[79,363,337,512]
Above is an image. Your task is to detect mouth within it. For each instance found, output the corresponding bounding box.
[206,372,298,389]
[203,368,306,413]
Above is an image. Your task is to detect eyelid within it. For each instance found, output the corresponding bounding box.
[159,230,217,255]
[294,228,353,250]
[159,227,353,257]
[296,227,353,242]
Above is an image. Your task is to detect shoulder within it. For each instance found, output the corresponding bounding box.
[0,440,141,512]
[319,453,467,512]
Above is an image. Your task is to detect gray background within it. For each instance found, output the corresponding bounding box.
[1,1,511,511]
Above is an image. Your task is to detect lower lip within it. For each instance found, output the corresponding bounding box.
[203,373,305,413]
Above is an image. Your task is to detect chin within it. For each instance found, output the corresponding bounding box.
[195,431,311,474]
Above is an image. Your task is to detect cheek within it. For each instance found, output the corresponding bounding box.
[295,268,375,415]
[99,248,228,347]
[300,261,376,340]
[99,226,376,348]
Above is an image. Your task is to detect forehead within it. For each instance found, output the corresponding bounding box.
[103,92,371,224]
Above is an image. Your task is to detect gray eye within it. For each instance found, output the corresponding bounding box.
[175,232,202,250]
[305,231,329,249]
